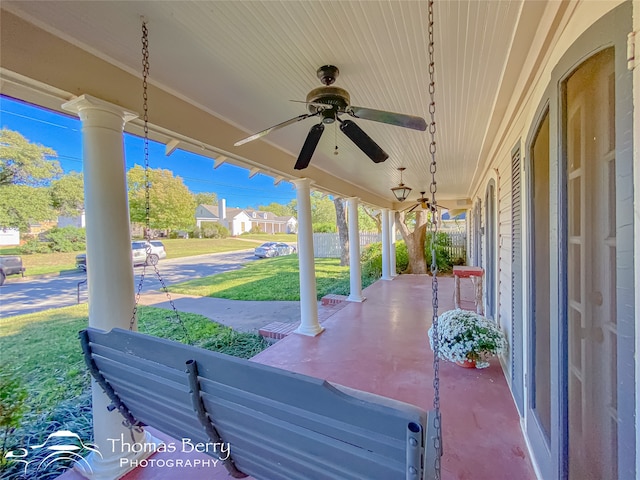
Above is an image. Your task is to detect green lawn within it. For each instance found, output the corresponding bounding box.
[169,255,376,301]
[161,237,255,258]
[0,304,268,478]
[237,233,298,242]
[0,237,278,277]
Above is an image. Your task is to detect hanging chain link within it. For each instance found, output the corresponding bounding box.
[130,20,191,344]
[427,1,442,478]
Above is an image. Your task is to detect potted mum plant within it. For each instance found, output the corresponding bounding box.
[428,309,507,369]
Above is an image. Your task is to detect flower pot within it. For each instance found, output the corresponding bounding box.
[456,359,477,368]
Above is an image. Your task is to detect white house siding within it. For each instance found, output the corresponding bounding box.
[0,228,20,246]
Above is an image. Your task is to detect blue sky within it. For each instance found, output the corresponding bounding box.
[0,95,296,209]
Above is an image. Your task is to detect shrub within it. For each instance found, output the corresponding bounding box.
[201,223,229,239]
[248,225,262,234]
[424,231,454,273]
[20,227,86,254]
[361,241,408,279]
[313,223,336,233]
[361,233,456,277]
[19,238,51,254]
[0,365,28,468]
[361,242,382,278]
[394,241,409,273]
[46,226,86,252]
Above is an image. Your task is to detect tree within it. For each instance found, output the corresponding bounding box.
[0,128,61,186]
[310,192,336,225]
[193,192,217,206]
[360,205,381,232]
[334,198,349,266]
[258,202,295,218]
[0,129,59,231]
[0,185,54,232]
[51,172,84,216]
[395,210,428,274]
[288,191,336,230]
[127,165,196,232]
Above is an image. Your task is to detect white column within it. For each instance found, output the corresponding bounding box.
[632,3,640,473]
[346,197,364,302]
[63,95,160,479]
[381,208,392,280]
[389,210,397,277]
[292,178,323,336]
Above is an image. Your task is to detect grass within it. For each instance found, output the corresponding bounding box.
[0,304,268,479]
[169,255,377,301]
[160,238,255,258]
[5,251,80,276]
[237,233,298,242]
[0,237,264,277]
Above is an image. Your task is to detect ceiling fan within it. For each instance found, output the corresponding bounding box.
[234,65,427,170]
[402,192,445,213]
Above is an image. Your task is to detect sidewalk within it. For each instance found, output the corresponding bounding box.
[138,291,343,333]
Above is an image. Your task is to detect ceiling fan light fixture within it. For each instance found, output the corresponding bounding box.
[391,167,412,202]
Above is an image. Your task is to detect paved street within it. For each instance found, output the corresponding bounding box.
[0,250,258,318]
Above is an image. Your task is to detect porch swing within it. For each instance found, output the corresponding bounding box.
[79,3,443,479]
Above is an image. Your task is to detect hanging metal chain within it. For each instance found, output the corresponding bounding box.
[130,20,191,344]
[427,1,442,478]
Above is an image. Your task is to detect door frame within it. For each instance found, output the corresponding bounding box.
[523,3,635,478]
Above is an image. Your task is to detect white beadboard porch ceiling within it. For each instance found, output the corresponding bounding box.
[3,0,530,205]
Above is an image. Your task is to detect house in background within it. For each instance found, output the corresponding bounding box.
[243,208,297,234]
[195,199,297,236]
[58,209,86,229]
[0,227,20,246]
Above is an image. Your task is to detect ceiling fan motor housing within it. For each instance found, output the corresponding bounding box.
[306,86,350,122]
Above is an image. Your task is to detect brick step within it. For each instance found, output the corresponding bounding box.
[258,322,299,341]
[260,296,350,342]
[321,294,347,306]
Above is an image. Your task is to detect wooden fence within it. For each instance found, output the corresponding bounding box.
[444,231,467,261]
[313,232,381,258]
[313,231,466,261]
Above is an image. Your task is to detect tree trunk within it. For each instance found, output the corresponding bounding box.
[334,197,349,266]
[395,210,428,274]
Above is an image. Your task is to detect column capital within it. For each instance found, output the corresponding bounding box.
[345,196,360,203]
[291,177,315,188]
[62,94,138,124]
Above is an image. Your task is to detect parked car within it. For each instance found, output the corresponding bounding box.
[0,255,25,286]
[76,241,167,271]
[132,240,167,265]
[254,242,296,258]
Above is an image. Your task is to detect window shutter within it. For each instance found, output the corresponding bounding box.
[511,146,524,415]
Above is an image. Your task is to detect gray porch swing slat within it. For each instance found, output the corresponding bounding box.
[80,327,441,479]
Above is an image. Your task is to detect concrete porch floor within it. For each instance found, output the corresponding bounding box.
[61,274,536,480]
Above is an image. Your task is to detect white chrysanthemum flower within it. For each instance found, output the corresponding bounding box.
[428,309,508,369]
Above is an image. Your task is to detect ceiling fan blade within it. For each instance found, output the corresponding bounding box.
[339,119,388,163]
[234,113,317,146]
[348,106,427,131]
[407,204,419,213]
[294,123,324,170]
